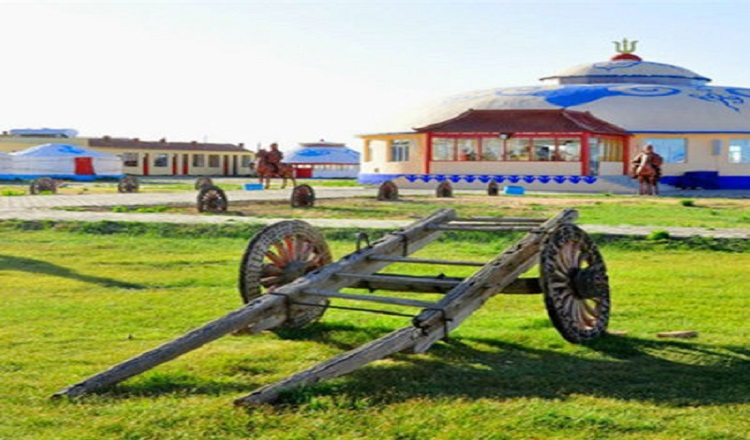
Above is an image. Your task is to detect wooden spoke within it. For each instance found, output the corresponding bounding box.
[540,223,610,343]
[238,220,332,327]
[291,184,316,208]
[197,185,228,213]
[377,180,399,201]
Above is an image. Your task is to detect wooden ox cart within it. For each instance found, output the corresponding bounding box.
[53,208,610,406]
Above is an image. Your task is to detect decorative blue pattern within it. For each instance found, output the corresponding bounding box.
[359,174,608,186]
[496,85,680,107]
[688,87,746,112]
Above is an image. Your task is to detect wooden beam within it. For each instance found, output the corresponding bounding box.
[367,255,485,267]
[303,289,438,308]
[454,217,545,223]
[234,326,422,406]
[411,208,578,353]
[428,225,539,232]
[52,294,288,398]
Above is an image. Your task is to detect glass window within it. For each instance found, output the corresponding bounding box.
[432,137,455,161]
[729,139,750,163]
[208,154,220,167]
[645,138,687,163]
[507,138,531,161]
[241,155,253,167]
[390,139,411,162]
[601,138,624,161]
[121,153,138,167]
[481,138,503,161]
[456,138,478,161]
[558,138,581,161]
[154,153,168,167]
[193,154,205,167]
[533,138,555,161]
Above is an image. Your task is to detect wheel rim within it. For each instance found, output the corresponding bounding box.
[291,184,315,208]
[197,186,227,212]
[378,180,398,201]
[541,223,610,343]
[239,220,332,327]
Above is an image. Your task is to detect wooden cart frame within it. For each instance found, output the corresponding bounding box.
[53,208,610,406]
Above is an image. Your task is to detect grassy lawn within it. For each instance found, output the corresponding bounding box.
[1,221,748,439]
[100,193,750,230]
[0,178,359,196]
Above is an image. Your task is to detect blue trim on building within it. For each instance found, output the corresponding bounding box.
[358,173,598,185]
[0,174,124,181]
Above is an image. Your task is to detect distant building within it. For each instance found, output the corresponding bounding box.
[360,40,750,191]
[285,140,360,178]
[0,129,254,177]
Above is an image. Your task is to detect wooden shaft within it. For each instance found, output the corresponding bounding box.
[52,294,287,398]
[411,208,578,353]
[234,326,422,406]
[303,289,438,308]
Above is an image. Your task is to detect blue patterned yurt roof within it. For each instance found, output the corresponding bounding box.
[285,142,360,165]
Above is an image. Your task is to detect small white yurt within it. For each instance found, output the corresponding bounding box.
[10,143,123,180]
[0,152,12,179]
[286,141,360,178]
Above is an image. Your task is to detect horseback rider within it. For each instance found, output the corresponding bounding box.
[266,142,284,175]
[631,144,663,179]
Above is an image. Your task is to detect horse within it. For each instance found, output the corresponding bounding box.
[632,153,660,195]
[256,149,296,189]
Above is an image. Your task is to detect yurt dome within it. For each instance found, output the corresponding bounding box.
[10,143,123,180]
[286,141,360,178]
[0,151,12,179]
[410,43,750,134]
[286,141,360,165]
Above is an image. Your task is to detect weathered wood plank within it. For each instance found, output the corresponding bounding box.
[234,326,422,406]
[428,225,540,232]
[303,289,438,308]
[367,255,485,267]
[411,208,578,353]
[52,294,288,398]
[454,217,545,223]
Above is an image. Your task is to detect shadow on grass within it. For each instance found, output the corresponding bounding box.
[70,322,749,406]
[269,326,749,408]
[0,254,144,290]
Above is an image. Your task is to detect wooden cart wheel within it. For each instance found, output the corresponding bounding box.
[117,176,139,193]
[435,181,453,198]
[377,180,399,201]
[29,177,57,195]
[291,184,315,208]
[197,185,228,213]
[239,220,333,327]
[540,223,610,343]
[195,176,214,190]
[487,181,499,196]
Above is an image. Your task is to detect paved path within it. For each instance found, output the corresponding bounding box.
[1,187,748,239]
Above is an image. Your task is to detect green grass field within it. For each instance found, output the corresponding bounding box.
[1,221,749,439]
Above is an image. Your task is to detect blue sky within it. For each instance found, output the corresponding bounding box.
[2,1,750,151]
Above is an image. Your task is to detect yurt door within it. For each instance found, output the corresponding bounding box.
[75,157,95,175]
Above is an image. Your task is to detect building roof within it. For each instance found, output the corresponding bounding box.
[415,109,629,135]
[285,141,360,165]
[394,43,750,134]
[89,137,250,153]
[540,60,710,86]
[11,143,119,158]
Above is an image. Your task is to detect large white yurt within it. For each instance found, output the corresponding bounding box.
[285,141,360,178]
[0,152,12,179]
[10,143,123,180]
[360,40,750,191]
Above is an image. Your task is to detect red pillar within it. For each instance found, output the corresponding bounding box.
[424,132,432,174]
[581,133,590,176]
